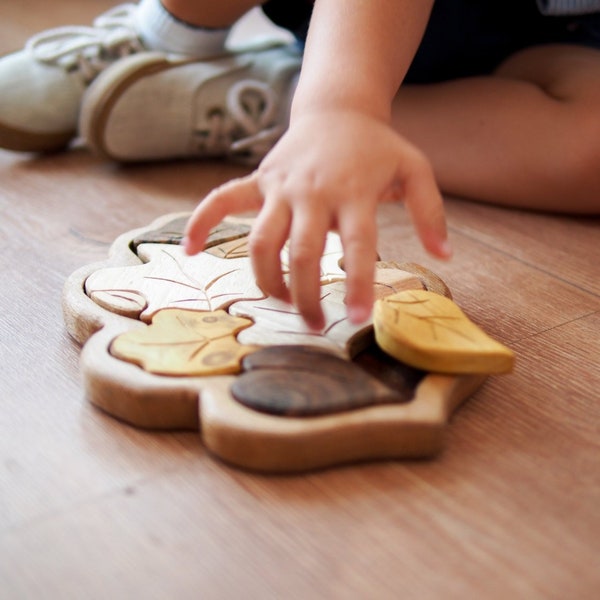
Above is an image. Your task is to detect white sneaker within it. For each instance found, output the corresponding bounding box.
[80,43,301,164]
[0,4,144,152]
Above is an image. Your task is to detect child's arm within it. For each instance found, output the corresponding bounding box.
[185,0,450,330]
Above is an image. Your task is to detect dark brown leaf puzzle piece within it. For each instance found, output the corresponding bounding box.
[131,216,251,251]
[232,345,425,417]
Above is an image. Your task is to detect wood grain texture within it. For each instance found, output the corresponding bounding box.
[1,2,599,599]
[110,308,257,376]
[374,289,515,374]
[202,372,485,473]
[231,345,407,416]
[64,211,480,466]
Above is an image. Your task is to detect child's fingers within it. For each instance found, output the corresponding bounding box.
[398,149,452,259]
[183,173,263,255]
[287,205,331,331]
[248,196,292,302]
[336,204,378,324]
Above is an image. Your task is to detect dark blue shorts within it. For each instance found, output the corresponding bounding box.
[261,0,600,83]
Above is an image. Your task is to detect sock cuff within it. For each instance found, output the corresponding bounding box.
[136,0,230,56]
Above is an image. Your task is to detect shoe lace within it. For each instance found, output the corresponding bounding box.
[25,3,143,83]
[195,79,285,165]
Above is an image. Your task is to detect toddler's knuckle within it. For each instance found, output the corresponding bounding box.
[289,245,315,270]
[248,231,272,257]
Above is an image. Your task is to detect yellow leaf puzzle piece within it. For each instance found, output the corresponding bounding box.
[110,308,256,376]
[373,289,515,374]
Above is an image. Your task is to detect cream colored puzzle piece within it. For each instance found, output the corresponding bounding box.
[85,243,264,322]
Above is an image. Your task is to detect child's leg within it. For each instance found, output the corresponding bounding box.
[0,0,265,153]
[135,0,262,57]
[392,44,600,214]
[161,0,263,28]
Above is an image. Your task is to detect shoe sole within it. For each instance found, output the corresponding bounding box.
[80,52,203,162]
[0,120,73,153]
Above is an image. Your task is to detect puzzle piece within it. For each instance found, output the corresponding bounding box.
[204,236,251,259]
[131,214,252,252]
[86,243,265,322]
[85,227,350,324]
[374,289,515,374]
[231,345,405,416]
[380,261,453,299]
[231,263,424,356]
[281,233,348,284]
[111,308,256,376]
[230,291,365,357]
[130,215,189,249]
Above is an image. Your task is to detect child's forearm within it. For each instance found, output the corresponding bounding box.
[291,0,434,122]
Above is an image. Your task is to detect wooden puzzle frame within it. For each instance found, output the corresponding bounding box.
[62,212,494,473]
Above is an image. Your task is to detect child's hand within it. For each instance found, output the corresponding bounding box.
[184,109,450,330]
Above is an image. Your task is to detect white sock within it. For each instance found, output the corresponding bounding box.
[136,0,230,57]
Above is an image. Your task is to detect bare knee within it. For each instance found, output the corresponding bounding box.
[498,45,600,213]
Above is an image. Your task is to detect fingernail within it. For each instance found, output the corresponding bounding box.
[306,314,325,332]
[439,239,453,258]
[348,305,372,325]
[182,236,198,255]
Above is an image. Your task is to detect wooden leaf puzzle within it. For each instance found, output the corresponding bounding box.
[62,212,515,473]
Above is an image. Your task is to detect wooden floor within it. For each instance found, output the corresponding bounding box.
[1,2,599,598]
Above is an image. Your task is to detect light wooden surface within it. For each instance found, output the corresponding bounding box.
[1,2,599,598]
